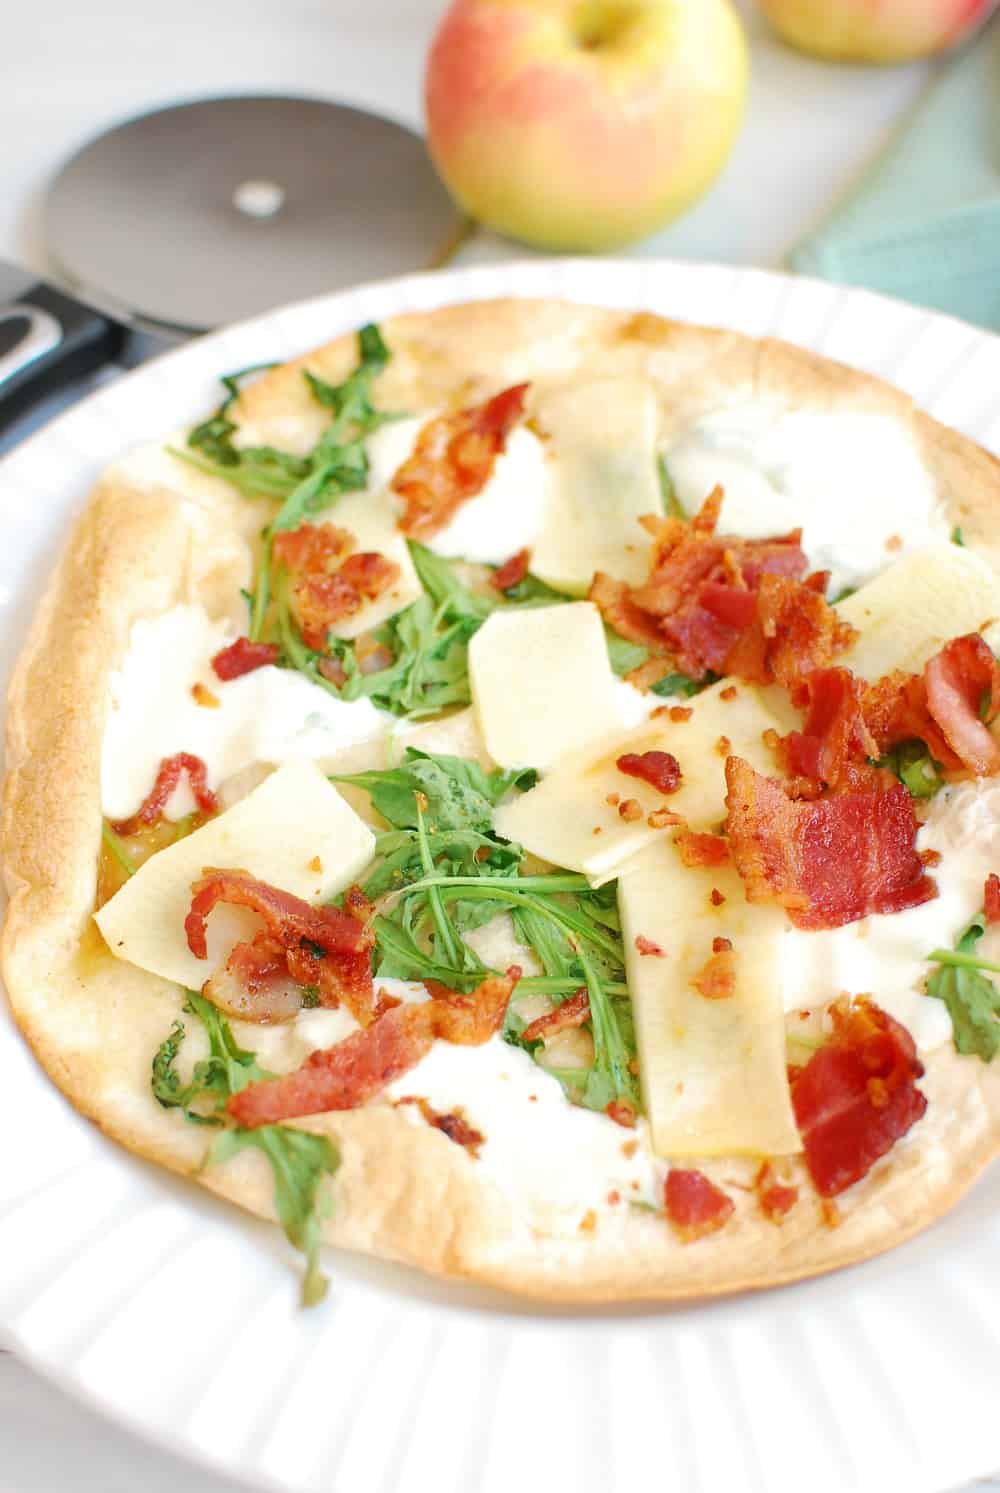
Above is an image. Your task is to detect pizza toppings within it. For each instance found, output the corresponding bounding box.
[392,383,529,541]
[616,750,682,794]
[691,941,736,1000]
[492,548,531,592]
[110,752,218,837]
[395,1095,485,1155]
[664,1168,735,1241]
[985,874,1000,924]
[186,870,376,1024]
[790,996,927,1197]
[754,1162,798,1223]
[590,488,854,687]
[776,667,877,791]
[674,830,729,868]
[227,967,520,1126]
[923,633,1000,776]
[273,523,402,650]
[211,636,280,680]
[519,988,590,1043]
[725,757,937,930]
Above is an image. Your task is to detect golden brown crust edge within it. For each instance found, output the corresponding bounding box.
[4,296,1000,1303]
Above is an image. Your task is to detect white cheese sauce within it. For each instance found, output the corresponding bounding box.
[101,605,391,821]
[783,777,1000,1053]
[666,403,951,597]
[366,417,548,566]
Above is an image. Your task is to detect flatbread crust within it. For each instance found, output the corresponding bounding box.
[6,298,1000,1302]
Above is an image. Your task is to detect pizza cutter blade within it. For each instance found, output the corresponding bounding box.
[44,96,464,334]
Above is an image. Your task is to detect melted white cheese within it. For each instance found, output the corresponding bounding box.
[365,417,547,565]
[102,605,390,821]
[667,403,950,596]
[783,778,1000,1053]
[387,1036,659,1232]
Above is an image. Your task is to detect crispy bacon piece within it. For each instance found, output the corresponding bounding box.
[725,757,937,931]
[590,489,852,687]
[691,945,736,1000]
[924,633,1000,776]
[273,523,400,649]
[777,668,877,790]
[211,637,280,681]
[985,873,1000,924]
[492,547,531,592]
[605,1098,637,1129]
[790,996,927,1197]
[861,670,955,767]
[519,988,590,1043]
[674,830,730,868]
[634,934,665,957]
[754,1162,798,1223]
[203,931,304,1024]
[616,750,682,795]
[111,752,219,837]
[392,383,529,540]
[186,870,376,1024]
[396,1096,485,1155]
[227,967,521,1126]
[664,1168,735,1242]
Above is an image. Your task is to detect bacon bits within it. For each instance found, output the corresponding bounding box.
[692,942,736,1000]
[634,934,665,957]
[985,873,1000,924]
[491,547,531,592]
[186,870,376,1025]
[392,383,529,541]
[589,488,854,688]
[519,988,590,1043]
[777,667,877,791]
[212,636,280,681]
[616,750,682,795]
[396,1096,484,1156]
[111,752,219,837]
[664,1168,735,1241]
[923,633,1000,776]
[790,996,927,1198]
[605,1098,637,1129]
[725,757,937,931]
[674,830,729,868]
[618,799,643,822]
[754,1162,798,1223]
[190,682,220,708]
[273,523,400,649]
[227,968,520,1127]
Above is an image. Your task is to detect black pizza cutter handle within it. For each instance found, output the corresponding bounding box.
[0,278,125,436]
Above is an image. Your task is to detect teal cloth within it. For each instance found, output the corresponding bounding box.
[790,19,1000,330]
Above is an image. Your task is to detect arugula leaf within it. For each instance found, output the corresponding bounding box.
[658,454,685,519]
[210,1126,338,1306]
[952,526,965,547]
[101,820,136,879]
[333,748,535,832]
[831,585,856,605]
[927,913,1000,1060]
[604,627,649,678]
[876,739,944,800]
[187,361,280,467]
[651,671,707,699]
[150,991,339,1303]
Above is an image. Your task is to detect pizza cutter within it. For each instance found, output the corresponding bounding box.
[0,97,464,446]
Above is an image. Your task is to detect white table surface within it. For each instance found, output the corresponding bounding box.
[2,3,998,1490]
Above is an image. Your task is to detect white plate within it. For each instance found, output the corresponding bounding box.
[2,258,1000,1493]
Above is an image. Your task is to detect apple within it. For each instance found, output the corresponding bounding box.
[424,0,748,252]
[757,0,996,62]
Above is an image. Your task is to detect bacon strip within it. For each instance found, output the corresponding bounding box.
[203,931,304,1024]
[776,668,878,790]
[227,968,521,1126]
[392,383,529,541]
[186,870,376,1024]
[111,752,218,837]
[519,988,590,1043]
[273,523,400,650]
[924,633,1000,776]
[211,637,280,681]
[790,996,927,1197]
[664,1168,735,1242]
[589,489,853,687]
[725,757,937,930]
[985,873,1000,925]
[492,548,531,592]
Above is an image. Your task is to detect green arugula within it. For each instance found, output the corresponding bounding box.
[877,739,944,800]
[186,361,281,469]
[100,820,137,878]
[952,526,966,547]
[658,454,685,519]
[151,990,339,1304]
[927,913,1000,1061]
[332,748,535,832]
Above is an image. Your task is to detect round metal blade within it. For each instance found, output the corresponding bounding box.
[44,96,463,332]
